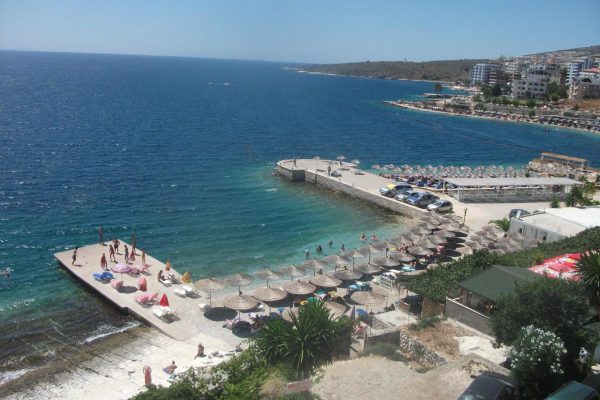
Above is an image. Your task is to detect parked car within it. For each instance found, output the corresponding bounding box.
[458,372,518,400]
[427,199,453,213]
[546,381,599,400]
[394,189,417,202]
[508,208,530,219]
[379,183,411,197]
[405,192,439,208]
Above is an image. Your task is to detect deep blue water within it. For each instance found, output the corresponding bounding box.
[1,50,600,375]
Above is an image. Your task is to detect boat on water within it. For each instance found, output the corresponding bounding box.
[1,267,13,277]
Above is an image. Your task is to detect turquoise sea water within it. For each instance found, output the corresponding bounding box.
[1,51,600,376]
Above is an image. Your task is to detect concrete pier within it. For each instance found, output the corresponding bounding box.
[276,158,426,218]
[54,243,205,341]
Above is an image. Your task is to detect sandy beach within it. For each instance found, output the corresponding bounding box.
[387,101,600,135]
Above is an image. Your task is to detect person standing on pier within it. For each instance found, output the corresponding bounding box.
[327,165,331,175]
[100,253,108,271]
[98,226,104,245]
[109,244,115,262]
[71,247,78,266]
[124,245,129,263]
[141,249,147,266]
[131,232,137,255]
[113,238,120,254]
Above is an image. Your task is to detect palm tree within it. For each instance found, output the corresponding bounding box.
[255,301,352,379]
[576,250,600,314]
[490,218,511,232]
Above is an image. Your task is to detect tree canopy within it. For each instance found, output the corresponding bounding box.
[490,278,595,379]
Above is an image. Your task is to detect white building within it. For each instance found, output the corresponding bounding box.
[567,57,594,85]
[509,207,600,242]
[512,63,561,100]
[470,63,501,85]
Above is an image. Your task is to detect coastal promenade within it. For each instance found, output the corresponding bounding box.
[276,158,426,218]
[55,243,211,342]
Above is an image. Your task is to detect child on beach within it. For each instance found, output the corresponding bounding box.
[124,245,129,263]
[100,253,107,270]
[141,249,147,266]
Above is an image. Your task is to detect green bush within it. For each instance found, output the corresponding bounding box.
[509,325,566,399]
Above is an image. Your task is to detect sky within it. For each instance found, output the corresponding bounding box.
[1,0,599,64]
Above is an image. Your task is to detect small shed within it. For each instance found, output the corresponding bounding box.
[459,266,541,314]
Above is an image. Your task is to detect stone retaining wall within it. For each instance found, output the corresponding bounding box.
[365,326,447,368]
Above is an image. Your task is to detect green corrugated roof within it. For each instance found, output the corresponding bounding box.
[459,266,541,302]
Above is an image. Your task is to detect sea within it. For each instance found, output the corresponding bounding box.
[1,50,600,383]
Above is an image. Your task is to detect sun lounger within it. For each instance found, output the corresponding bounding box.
[181,285,197,296]
[93,271,114,282]
[152,306,177,320]
[172,287,187,297]
[135,293,151,304]
[111,279,124,290]
[159,278,172,287]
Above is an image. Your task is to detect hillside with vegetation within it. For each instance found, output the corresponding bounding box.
[301,59,487,82]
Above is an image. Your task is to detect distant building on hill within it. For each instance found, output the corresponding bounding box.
[512,63,561,100]
[567,57,594,85]
[569,67,600,99]
[470,63,501,86]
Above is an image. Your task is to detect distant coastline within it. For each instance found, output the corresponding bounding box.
[385,101,600,135]
[295,69,445,83]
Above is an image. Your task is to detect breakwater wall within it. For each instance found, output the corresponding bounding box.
[276,160,424,218]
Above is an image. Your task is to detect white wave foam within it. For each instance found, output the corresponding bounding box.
[0,368,34,385]
[265,188,277,192]
[83,321,141,344]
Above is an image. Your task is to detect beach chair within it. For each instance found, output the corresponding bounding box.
[173,287,187,297]
[93,271,114,282]
[111,279,124,290]
[135,293,151,305]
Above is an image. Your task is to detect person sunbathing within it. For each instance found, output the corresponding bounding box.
[163,361,177,375]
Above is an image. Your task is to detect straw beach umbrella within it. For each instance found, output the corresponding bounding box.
[425,234,446,245]
[252,287,287,303]
[280,264,306,280]
[223,294,258,319]
[322,254,351,266]
[351,291,385,306]
[333,269,363,281]
[343,249,367,268]
[408,246,432,257]
[356,263,382,275]
[195,278,226,307]
[373,257,401,268]
[309,274,342,288]
[390,252,416,263]
[411,226,430,236]
[282,280,316,296]
[435,229,456,239]
[302,259,329,275]
[456,246,474,256]
[254,268,282,287]
[225,273,254,293]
